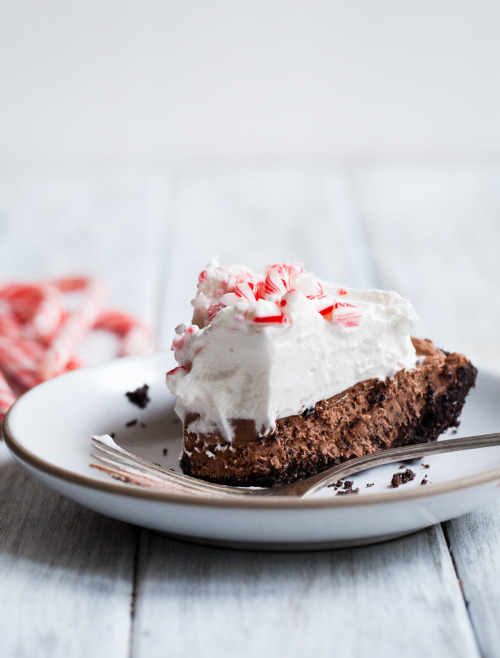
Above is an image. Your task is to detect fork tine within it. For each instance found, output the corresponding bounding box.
[91,435,209,483]
[90,452,247,497]
[90,461,190,492]
[90,435,252,496]
[90,450,215,494]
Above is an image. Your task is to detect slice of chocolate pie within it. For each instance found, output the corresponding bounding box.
[166,259,477,487]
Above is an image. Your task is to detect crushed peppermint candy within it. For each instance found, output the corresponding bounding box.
[196,261,362,328]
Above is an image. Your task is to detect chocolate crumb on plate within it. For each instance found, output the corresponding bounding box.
[336,488,360,496]
[366,483,375,488]
[109,432,116,439]
[125,384,150,409]
[126,419,138,427]
[140,422,147,428]
[162,448,168,456]
[335,480,360,496]
[327,479,343,489]
[421,475,429,485]
[390,468,416,488]
[422,463,430,469]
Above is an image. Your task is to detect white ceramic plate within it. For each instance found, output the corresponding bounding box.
[3,353,500,550]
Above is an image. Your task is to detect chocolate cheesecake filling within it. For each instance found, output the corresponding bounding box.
[180,338,477,487]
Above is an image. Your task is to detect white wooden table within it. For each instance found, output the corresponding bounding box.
[1,164,499,658]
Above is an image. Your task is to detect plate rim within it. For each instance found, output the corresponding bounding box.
[3,354,500,510]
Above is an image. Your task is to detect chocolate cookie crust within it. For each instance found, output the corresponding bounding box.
[180,338,477,487]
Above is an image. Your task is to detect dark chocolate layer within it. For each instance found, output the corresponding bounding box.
[180,338,477,487]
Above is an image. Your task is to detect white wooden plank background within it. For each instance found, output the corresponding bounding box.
[132,527,478,658]
[354,163,500,372]
[0,455,137,657]
[444,503,500,657]
[0,164,499,658]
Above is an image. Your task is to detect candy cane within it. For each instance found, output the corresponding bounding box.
[0,276,153,417]
[0,284,63,341]
[94,310,153,356]
[38,277,108,379]
[0,313,24,340]
[0,284,44,323]
[0,312,47,389]
[0,314,46,358]
[0,335,41,389]
[31,285,64,341]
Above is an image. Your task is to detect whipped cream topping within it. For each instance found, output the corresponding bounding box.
[166,258,418,441]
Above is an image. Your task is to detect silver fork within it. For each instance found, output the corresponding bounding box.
[90,432,500,499]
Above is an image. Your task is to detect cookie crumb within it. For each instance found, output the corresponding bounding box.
[162,448,168,456]
[421,475,429,485]
[335,480,360,496]
[126,419,137,427]
[422,463,430,469]
[390,468,415,488]
[125,384,150,409]
[366,482,374,488]
[109,432,116,439]
[328,479,343,489]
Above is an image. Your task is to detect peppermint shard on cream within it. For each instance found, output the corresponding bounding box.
[166,259,477,487]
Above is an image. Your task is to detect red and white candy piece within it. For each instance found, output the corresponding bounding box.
[206,303,224,323]
[166,365,189,377]
[293,271,323,299]
[263,262,303,298]
[221,275,264,308]
[331,301,363,327]
[245,299,288,325]
[234,279,259,302]
[293,275,361,325]
[308,294,335,317]
[221,283,256,307]
[252,313,287,324]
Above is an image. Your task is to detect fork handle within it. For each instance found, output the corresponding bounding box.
[258,432,500,498]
